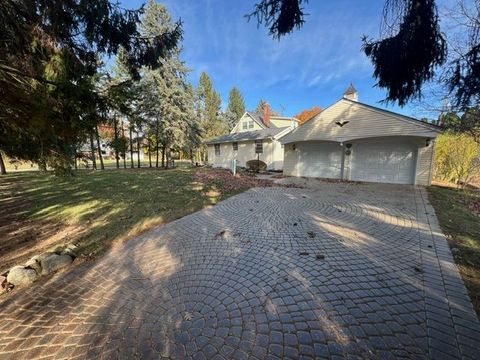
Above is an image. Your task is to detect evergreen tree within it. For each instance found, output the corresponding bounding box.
[0,0,181,174]
[196,72,228,161]
[227,87,246,124]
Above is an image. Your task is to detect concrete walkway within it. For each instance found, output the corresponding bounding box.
[0,181,479,359]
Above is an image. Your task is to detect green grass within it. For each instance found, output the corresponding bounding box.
[428,186,480,317]
[0,166,244,272]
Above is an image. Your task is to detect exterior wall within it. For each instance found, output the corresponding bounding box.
[283,99,440,143]
[415,139,435,186]
[232,114,264,133]
[283,143,299,176]
[208,139,284,170]
[283,136,436,185]
[270,118,295,128]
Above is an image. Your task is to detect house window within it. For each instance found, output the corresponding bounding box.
[214,144,220,156]
[249,121,254,129]
[232,142,238,151]
[255,140,263,154]
[242,122,248,129]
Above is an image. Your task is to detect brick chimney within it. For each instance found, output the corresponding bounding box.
[263,102,271,127]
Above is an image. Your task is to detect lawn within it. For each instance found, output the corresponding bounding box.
[428,186,480,317]
[0,166,266,274]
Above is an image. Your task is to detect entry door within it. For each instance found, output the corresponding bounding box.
[351,140,416,184]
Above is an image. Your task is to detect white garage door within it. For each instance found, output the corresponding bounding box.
[351,141,416,184]
[297,142,343,179]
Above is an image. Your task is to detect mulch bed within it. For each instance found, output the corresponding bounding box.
[194,169,300,192]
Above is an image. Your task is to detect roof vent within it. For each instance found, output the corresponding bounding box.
[343,83,358,101]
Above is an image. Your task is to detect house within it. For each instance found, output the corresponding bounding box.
[280,85,442,185]
[206,104,298,170]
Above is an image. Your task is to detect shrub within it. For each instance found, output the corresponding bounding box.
[246,159,267,172]
[434,132,480,187]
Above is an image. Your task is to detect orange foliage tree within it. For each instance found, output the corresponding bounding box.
[294,106,322,125]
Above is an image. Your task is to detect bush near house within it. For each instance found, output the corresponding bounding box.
[246,159,267,172]
[434,133,480,188]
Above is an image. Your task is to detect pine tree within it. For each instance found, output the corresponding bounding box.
[227,87,246,125]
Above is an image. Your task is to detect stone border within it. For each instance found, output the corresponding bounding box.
[1,244,77,291]
[416,187,480,359]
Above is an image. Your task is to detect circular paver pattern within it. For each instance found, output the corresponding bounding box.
[0,182,478,359]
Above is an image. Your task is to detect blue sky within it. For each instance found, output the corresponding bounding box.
[121,0,452,119]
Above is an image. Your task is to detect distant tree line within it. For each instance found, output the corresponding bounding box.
[0,0,249,175]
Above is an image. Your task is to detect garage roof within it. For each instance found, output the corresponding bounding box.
[281,98,442,144]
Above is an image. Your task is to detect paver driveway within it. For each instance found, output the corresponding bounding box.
[0,181,479,360]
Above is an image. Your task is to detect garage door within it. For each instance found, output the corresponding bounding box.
[297,142,343,179]
[351,141,416,184]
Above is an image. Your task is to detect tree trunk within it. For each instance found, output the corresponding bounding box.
[161,143,166,167]
[0,151,6,175]
[148,139,152,168]
[129,126,134,168]
[165,143,170,169]
[136,130,141,168]
[121,122,126,169]
[155,118,160,167]
[95,126,104,170]
[73,146,78,170]
[113,115,119,169]
[89,132,97,170]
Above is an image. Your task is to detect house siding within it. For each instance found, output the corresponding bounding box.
[208,139,284,170]
[283,143,298,176]
[416,139,435,186]
[282,99,440,144]
[232,113,264,133]
[270,118,294,128]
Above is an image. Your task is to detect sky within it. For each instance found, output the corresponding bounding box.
[120,0,455,119]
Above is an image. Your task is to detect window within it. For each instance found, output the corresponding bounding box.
[214,144,220,156]
[232,142,238,151]
[255,140,263,154]
[242,122,248,130]
[249,121,254,129]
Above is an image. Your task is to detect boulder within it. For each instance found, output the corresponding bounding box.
[7,266,38,286]
[31,252,54,264]
[41,254,73,275]
[25,258,42,274]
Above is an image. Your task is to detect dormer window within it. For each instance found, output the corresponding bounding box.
[248,121,254,129]
[242,122,248,130]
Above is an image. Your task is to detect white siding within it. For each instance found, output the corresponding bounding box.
[207,139,284,170]
[283,143,298,176]
[270,117,295,128]
[416,139,435,186]
[231,113,264,133]
[282,99,440,144]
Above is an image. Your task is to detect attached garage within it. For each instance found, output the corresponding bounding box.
[281,86,441,186]
[296,142,343,179]
[350,139,416,185]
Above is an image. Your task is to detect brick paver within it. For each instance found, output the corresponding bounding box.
[0,181,479,359]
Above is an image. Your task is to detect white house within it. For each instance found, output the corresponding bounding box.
[206,104,298,171]
[280,85,442,185]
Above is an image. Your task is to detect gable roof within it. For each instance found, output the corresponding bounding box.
[230,112,269,133]
[206,127,289,145]
[281,98,441,144]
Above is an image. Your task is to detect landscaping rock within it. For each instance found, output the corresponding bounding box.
[31,252,54,264]
[25,258,42,274]
[7,266,38,286]
[41,254,73,275]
